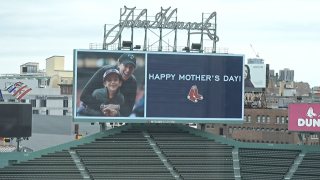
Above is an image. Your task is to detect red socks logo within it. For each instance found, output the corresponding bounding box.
[187,85,203,103]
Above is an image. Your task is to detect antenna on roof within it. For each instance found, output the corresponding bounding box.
[250,44,259,58]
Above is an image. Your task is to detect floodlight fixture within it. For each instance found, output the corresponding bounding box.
[191,43,201,50]
[134,45,141,49]
[183,47,190,52]
[122,41,133,48]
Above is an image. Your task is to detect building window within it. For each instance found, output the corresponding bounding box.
[311,134,318,139]
[286,116,288,124]
[0,99,4,102]
[248,116,251,123]
[266,128,270,132]
[233,127,237,130]
[238,127,241,130]
[261,128,265,131]
[8,99,15,102]
[256,128,260,131]
[267,116,270,124]
[219,127,224,135]
[271,128,274,132]
[242,127,246,130]
[280,129,284,132]
[247,127,251,131]
[262,116,265,123]
[40,100,46,107]
[33,110,39,114]
[63,110,68,116]
[281,116,285,124]
[206,125,210,128]
[20,99,26,103]
[252,127,255,131]
[31,100,36,107]
[276,128,279,132]
[63,100,68,107]
[229,127,232,133]
[46,110,49,115]
[257,115,260,123]
[276,116,279,123]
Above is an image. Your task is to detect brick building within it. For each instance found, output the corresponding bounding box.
[205,108,320,145]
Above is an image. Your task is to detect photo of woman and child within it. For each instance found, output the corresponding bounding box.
[76,53,145,117]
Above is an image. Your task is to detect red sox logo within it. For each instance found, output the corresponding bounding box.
[187,85,203,103]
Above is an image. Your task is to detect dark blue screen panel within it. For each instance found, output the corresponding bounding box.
[146,54,243,119]
[0,103,32,137]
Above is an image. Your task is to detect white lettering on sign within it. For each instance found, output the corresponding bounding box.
[223,75,241,82]
[148,74,175,80]
[149,73,239,82]
[298,118,320,127]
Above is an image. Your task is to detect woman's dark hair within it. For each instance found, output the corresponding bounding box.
[245,65,251,80]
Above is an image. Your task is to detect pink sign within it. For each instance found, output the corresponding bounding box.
[289,103,320,132]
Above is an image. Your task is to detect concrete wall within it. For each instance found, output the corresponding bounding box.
[46,56,65,77]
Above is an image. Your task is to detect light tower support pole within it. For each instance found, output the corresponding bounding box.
[200,13,204,53]
[143,10,148,51]
[213,13,217,53]
[103,24,107,50]
[130,10,134,50]
[173,10,177,52]
[118,8,122,50]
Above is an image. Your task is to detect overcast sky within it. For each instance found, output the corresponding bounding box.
[1,0,319,87]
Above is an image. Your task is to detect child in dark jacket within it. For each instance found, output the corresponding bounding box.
[78,69,124,117]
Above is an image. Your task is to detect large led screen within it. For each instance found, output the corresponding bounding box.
[0,103,32,137]
[74,50,244,123]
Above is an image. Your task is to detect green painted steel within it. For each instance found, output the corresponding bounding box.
[0,124,131,168]
[2,123,320,169]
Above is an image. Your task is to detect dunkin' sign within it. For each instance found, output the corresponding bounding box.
[288,103,320,132]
